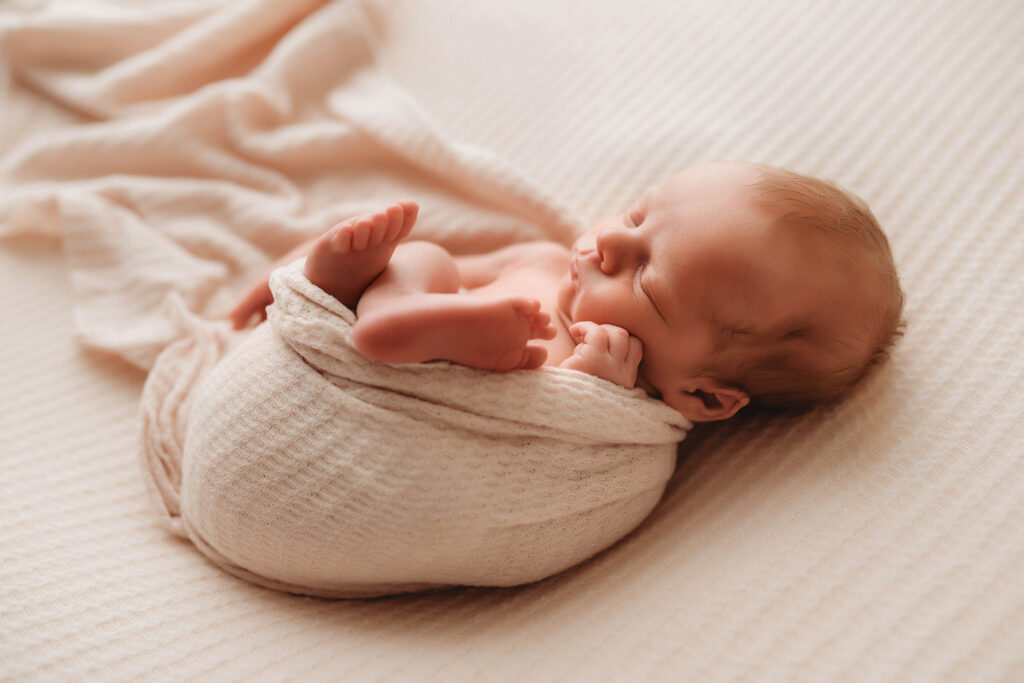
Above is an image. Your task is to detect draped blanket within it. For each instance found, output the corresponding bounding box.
[0,0,579,370]
[140,261,691,597]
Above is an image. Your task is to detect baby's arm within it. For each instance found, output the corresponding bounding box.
[559,322,643,389]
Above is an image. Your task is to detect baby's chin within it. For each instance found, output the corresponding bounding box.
[555,272,577,330]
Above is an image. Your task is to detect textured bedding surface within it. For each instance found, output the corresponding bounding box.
[2,0,1022,681]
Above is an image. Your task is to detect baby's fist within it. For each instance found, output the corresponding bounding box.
[558,321,643,388]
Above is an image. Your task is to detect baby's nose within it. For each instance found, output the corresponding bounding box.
[596,227,638,274]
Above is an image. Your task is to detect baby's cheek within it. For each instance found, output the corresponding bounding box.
[635,369,661,398]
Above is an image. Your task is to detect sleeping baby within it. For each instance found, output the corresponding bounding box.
[232,160,905,419]
[142,161,903,598]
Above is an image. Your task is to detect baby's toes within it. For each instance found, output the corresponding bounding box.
[382,203,407,242]
[509,297,541,318]
[327,222,355,253]
[362,213,388,247]
[530,311,557,340]
[342,219,369,251]
[357,216,387,250]
[395,201,419,240]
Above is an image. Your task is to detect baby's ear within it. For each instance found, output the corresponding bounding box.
[664,378,749,422]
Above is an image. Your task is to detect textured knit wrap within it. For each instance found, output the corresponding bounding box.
[140,261,691,598]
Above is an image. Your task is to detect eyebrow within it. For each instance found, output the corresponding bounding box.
[710,316,757,354]
[710,319,733,354]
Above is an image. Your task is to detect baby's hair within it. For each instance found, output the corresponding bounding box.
[717,164,906,408]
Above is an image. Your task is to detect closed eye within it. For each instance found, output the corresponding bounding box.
[636,264,667,322]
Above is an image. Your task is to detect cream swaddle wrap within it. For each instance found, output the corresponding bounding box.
[141,260,691,598]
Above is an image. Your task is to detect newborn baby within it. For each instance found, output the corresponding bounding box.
[231,161,905,420]
[145,160,904,597]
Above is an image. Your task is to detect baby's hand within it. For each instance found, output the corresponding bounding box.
[228,273,274,329]
[228,236,321,329]
[558,321,643,389]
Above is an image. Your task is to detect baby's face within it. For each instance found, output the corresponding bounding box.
[557,162,873,421]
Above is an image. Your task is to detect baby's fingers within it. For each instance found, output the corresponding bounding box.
[229,277,273,329]
[569,320,603,346]
[625,334,643,367]
[569,322,639,360]
[603,325,636,360]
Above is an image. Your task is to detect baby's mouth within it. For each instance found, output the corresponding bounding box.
[571,247,598,283]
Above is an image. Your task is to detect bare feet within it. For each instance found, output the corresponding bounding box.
[353,295,557,371]
[303,201,419,308]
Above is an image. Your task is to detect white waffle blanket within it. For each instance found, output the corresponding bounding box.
[140,261,690,597]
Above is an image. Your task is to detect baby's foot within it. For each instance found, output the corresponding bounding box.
[451,297,556,371]
[304,201,419,308]
[352,295,557,372]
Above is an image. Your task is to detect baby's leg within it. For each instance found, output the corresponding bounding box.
[303,201,419,308]
[353,242,555,372]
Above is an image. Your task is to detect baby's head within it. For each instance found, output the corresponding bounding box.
[559,161,904,421]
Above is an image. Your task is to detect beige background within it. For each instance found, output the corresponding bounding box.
[2,0,1022,680]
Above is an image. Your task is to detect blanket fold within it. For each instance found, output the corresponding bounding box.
[140,261,690,598]
[0,0,581,371]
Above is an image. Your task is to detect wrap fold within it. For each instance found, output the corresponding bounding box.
[140,261,691,598]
